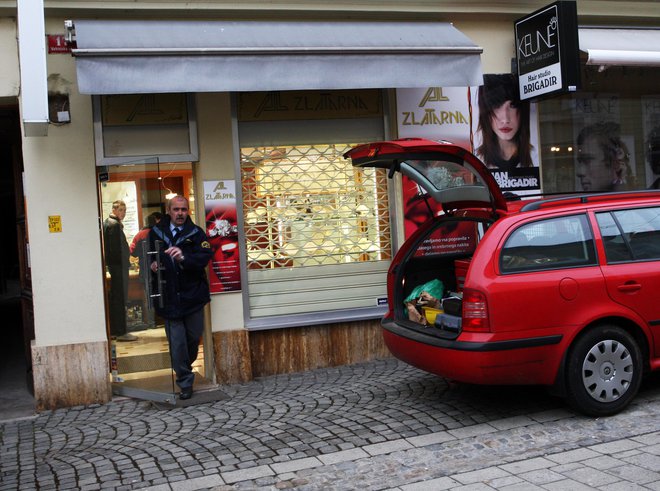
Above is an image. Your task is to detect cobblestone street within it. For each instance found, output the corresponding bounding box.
[1,358,659,490]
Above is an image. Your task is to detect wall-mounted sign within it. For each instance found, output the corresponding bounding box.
[238,90,382,122]
[48,215,62,233]
[47,35,71,54]
[101,94,188,126]
[514,1,580,102]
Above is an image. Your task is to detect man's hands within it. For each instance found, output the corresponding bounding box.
[165,246,185,262]
[150,246,185,272]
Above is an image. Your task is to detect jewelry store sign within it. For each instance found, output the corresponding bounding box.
[515,1,580,101]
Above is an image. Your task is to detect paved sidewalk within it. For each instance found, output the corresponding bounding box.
[1,358,659,490]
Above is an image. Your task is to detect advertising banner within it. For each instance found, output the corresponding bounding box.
[471,74,541,196]
[397,87,475,238]
[396,82,541,240]
[397,87,474,150]
[204,180,241,293]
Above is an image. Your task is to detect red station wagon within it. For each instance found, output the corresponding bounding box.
[345,138,660,416]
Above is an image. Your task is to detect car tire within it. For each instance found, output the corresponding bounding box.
[565,325,642,417]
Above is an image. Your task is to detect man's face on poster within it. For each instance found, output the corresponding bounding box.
[576,136,612,192]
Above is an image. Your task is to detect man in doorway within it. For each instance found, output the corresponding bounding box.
[103,200,137,342]
[149,195,212,400]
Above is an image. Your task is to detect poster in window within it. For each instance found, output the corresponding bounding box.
[204,180,241,293]
[101,180,139,243]
[642,96,660,189]
[571,93,636,192]
[471,74,541,196]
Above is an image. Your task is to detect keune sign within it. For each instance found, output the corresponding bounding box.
[515,1,580,101]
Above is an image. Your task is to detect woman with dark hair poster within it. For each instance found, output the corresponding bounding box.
[475,74,540,194]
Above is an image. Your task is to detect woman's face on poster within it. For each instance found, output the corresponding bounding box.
[489,101,520,143]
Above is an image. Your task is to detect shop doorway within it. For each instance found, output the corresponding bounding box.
[0,106,35,420]
[98,162,214,404]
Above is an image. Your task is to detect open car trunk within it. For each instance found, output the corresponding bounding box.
[344,138,506,340]
[392,216,494,339]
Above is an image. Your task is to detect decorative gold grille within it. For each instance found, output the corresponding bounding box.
[241,143,391,270]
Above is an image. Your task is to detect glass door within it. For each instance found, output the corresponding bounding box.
[99,161,206,405]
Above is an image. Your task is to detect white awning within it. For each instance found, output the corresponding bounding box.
[69,20,483,95]
[579,27,660,67]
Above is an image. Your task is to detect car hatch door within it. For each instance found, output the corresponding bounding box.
[345,138,507,213]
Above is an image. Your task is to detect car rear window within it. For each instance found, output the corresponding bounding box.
[405,159,482,191]
[596,206,660,262]
[500,214,597,273]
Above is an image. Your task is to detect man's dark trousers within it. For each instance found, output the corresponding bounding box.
[165,308,204,390]
[108,264,128,337]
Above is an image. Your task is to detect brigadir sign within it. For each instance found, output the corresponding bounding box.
[515,1,580,101]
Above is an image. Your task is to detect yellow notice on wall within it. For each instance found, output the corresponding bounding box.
[48,215,62,233]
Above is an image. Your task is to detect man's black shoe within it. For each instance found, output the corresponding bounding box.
[179,388,193,400]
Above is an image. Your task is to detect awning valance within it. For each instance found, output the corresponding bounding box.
[69,20,483,95]
[579,27,660,67]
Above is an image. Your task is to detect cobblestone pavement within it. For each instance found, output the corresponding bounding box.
[1,358,659,491]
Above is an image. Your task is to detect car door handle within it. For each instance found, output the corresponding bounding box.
[617,282,641,293]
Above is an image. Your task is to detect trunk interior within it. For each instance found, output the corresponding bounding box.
[393,217,492,337]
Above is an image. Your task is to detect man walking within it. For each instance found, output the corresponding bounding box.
[149,195,212,400]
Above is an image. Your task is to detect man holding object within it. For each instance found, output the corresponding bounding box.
[149,195,213,400]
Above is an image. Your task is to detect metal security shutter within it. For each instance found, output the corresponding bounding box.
[240,131,391,329]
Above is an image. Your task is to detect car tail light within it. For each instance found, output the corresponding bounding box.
[462,288,490,332]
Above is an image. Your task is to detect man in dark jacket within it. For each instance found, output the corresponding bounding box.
[103,200,136,342]
[149,195,212,400]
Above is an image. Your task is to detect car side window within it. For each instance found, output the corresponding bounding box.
[596,206,660,262]
[500,214,596,273]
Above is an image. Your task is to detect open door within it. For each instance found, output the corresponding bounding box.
[98,160,210,404]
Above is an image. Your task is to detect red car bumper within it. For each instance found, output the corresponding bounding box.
[382,320,565,386]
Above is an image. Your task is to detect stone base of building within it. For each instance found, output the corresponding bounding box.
[212,319,390,382]
[32,340,112,411]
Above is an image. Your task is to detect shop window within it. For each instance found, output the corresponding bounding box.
[237,89,390,326]
[241,144,390,269]
[538,66,660,194]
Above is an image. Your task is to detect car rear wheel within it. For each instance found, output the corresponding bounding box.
[565,326,642,417]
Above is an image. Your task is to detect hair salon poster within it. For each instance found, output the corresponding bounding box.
[470,75,541,195]
[396,83,540,240]
[204,180,241,293]
[642,96,660,189]
[570,92,636,192]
